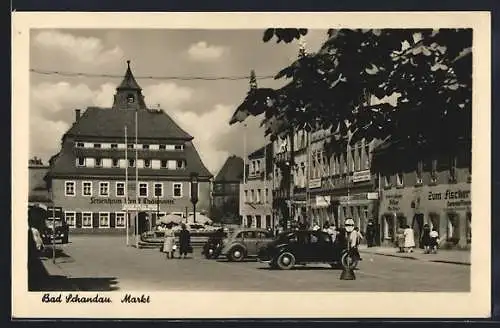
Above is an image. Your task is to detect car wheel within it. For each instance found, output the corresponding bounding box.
[276,252,295,270]
[341,252,359,270]
[228,247,245,262]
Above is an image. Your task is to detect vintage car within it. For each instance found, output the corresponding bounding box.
[257,230,357,270]
[41,217,69,244]
[220,228,275,262]
[201,229,227,259]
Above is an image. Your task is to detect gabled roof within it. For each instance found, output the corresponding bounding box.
[248,146,265,159]
[64,107,193,141]
[215,155,244,183]
[117,60,142,90]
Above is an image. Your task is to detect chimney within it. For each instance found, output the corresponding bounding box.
[75,109,81,121]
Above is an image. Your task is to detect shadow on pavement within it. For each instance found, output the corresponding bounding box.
[40,247,71,259]
[257,265,344,271]
[215,258,258,263]
[29,255,119,291]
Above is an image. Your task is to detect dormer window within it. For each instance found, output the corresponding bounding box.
[127,144,134,149]
[142,144,149,150]
[174,144,184,150]
[144,159,151,168]
[95,158,102,167]
[127,94,135,103]
[76,142,84,148]
[159,144,166,150]
[94,143,101,149]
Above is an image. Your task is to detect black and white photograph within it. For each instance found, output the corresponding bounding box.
[13,12,490,318]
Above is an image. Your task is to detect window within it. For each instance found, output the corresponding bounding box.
[159,144,166,150]
[127,94,135,103]
[174,144,183,150]
[265,188,269,203]
[82,181,92,196]
[111,143,118,149]
[431,159,438,183]
[142,144,149,150]
[357,147,362,171]
[250,190,255,202]
[115,212,126,228]
[139,183,148,197]
[256,189,261,203]
[256,215,262,228]
[93,143,101,149]
[99,212,110,228]
[144,159,151,168]
[161,160,167,168]
[154,183,163,197]
[99,182,109,196]
[244,190,248,202]
[266,215,272,228]
[351,149,356,172]
[116,182,125,197]
[364,144,371,169]
[65,181,75,196]
[384,175,391,187]
[127,144,134,149]
[176,160,184,169]
[76,142,84,148]
[396,173,404,186]
[76,157,86,167]
[173,183,182,198]
[449,156,457,182]
[82,212,93,228]
[65,211,76,228]
[112,159,119,168]
[416,161,423,184]
[95,158,102,167]
[128,159,135,167]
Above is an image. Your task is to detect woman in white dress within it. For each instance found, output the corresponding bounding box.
[403,224,415,253]
[162,228,176,259]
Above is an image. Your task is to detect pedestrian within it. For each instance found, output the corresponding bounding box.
[403,224,415,253]
[178,223,191,259]
[421,223,432,254]
[349,227,362,261]
[312,221,321,231]
[429,227,440,254]
[396,227,405,253]
[324,222,337,243]
[365,219,376,248]
[162,227,175,259]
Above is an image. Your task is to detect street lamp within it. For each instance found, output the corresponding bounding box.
[190,172,199,224]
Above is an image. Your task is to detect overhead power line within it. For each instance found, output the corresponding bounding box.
[29,68,276,81]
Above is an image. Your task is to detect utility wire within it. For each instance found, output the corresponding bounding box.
[29,68,276,81]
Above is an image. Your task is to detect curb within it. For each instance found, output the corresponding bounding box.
[360,250,470,266]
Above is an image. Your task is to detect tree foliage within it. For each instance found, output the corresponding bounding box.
[232,28,472,156]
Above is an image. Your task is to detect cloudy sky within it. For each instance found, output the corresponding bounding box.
[29,29,329,175]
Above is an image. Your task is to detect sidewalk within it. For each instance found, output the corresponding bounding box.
[358,245,471,265]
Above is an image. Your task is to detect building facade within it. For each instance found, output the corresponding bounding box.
[211,155,244,224]
[372,138,472,249]
[239,145,273,229]
[45,61,212,233]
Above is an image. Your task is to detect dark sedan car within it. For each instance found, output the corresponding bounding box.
[257,230,356,270]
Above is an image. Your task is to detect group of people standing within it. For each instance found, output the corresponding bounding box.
[396,224,440,254]
[162,223,192,259]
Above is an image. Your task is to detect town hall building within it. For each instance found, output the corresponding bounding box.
[45,61,212,233]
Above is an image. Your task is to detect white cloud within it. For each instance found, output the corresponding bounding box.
[143,83,194,110]
[165,104,235,174]
[187,41,226,61]
[34,30,124,65]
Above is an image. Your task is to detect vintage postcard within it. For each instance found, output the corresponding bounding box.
[12,11,491,318]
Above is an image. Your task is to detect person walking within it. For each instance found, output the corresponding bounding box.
[396,227,405,253]
[429,227,440,254]
[162,227,176,259]
[403,224,415,253]
[420,223,432,254]
[365,220,376,248]
[178,223,191,259]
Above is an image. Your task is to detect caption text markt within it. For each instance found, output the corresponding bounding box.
[41,293,151,304]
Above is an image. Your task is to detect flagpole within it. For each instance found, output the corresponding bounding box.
[125,125,129,246]
[135,109,139,248]
[243,123,247,184]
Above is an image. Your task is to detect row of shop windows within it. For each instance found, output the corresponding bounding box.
[75,142,184,151]
[60,211,126,228]
[381,212,472,243]
[309,205,370,231]
[245,215,273,228]
[75,157,185,170]
[64,181,192,198]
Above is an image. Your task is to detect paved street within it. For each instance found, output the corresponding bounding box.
[41,235,470,292]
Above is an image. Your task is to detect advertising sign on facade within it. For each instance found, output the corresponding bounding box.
[315,195,331,207]
[352,170,371,183]
[367,192,379,200]
[309,178,322,189]
[122,203,159,211]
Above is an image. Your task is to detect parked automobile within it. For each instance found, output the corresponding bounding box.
[220,228,275,262]
[201,229,227,259]
[41,217,69,244]
[257,230,357,270]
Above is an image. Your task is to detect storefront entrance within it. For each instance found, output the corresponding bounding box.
[412,214,424,248]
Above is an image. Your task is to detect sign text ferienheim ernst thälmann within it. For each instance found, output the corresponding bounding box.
[90,197,175,205]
